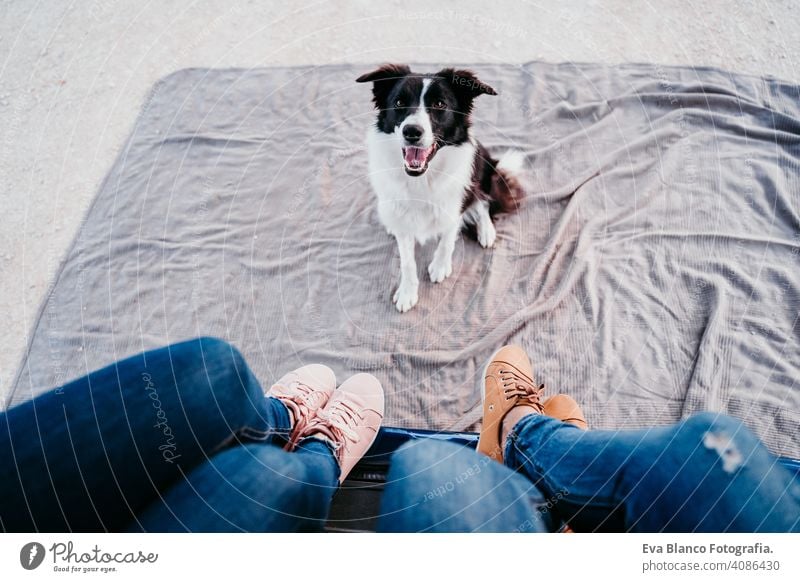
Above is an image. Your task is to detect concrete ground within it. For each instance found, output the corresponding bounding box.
[1,0,798,399]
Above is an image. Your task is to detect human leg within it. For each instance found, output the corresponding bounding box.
[377,439,551,533]
[476,345,799,533]
[131,439,340,532]
[505,412,800,532]
[0,337,292,531]
[132,372,384,531]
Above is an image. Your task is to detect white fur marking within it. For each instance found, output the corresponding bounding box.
[428,227,457,283]
[399,78,434,148]
[393,232,419,312]
[463,199,496,248]
[497,149,526,174]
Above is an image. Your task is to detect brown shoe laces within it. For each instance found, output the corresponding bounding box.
[285,397,362,461]
[499,367,545,412]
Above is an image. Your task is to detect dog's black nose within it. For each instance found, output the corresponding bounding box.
[402,124,423,143]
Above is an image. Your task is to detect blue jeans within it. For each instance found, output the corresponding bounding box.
[0,337,339,532]
[379,413,800,532]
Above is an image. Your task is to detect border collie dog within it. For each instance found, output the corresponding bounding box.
[357,64,524,312]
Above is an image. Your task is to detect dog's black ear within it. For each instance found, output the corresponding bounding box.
[436,68,497,113]
[356,64,411,109]
[356,63,411,84]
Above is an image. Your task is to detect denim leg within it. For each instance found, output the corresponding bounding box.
[505,412,800,532]
[0,336,291,532]
[131,439,340,532]
[377,440,550,532]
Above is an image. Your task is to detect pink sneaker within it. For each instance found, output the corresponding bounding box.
[265,364,336,446]
[291,373,384,482]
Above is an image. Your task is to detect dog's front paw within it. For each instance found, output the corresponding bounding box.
[478,221,497,249]
[428,258,453,283]
[393,282,419,313]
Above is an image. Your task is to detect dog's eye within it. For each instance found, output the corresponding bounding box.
[395,99,405,108]
[433,100,446,110]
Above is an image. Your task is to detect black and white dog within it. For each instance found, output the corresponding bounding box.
[357,64,524,312]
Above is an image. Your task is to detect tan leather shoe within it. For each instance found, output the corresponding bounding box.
[293,373,384,482]
[477,345,544,463]
[543,394,588,430]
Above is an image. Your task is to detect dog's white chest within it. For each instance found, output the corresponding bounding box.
[376,185,459,242]
[366,128,475,243]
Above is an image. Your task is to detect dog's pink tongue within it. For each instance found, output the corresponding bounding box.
[404,146,429,168]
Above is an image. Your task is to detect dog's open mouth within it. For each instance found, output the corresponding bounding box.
[402,144,437,176]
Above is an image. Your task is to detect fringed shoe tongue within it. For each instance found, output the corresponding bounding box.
[403,145,434,170]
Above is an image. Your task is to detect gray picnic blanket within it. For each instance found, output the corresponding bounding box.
[7,62,800,457]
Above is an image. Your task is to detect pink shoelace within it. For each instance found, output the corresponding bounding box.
[275,380,329,449]
[286,397,362,461]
